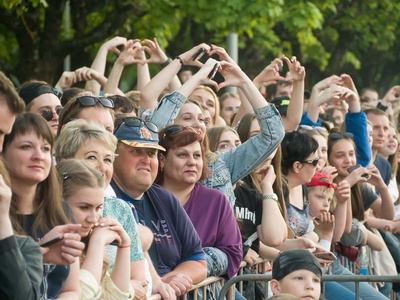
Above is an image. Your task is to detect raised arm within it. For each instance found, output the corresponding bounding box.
[140,43,210,110]
[103,39,142,96]
[85,36,127,96]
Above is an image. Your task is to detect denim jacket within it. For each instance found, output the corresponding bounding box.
[143,91,285,207]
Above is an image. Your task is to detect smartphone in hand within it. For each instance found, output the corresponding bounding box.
[347,164,370,179]
[40,236,64,247]
[208,63,219,79]
[314,251,337,261]
[191,48,207,61]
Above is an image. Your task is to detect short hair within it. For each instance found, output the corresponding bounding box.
[109,94,138,114]
[0,72,25,114]
[281,131,319,175]
[56,159,105,199]
[156,125,209,184]
[364,107,389,118]
[125,90,140,106]
[54,119,117,163]
[61,87,85,106]
[207,126,239,152]
[57,95,115,135]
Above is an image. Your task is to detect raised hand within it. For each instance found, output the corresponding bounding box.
[178,43,212,68]
[101,36,128,55]
[142,38,170,64]
[253,58,285,89]
[209,44,235,64]
[115,39,144,66]
[281,55,305,81]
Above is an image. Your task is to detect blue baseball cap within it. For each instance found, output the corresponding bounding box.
[114,121,166,151]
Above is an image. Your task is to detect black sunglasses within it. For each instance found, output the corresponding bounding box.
[328,132,354,141]
[115,117,159,134]
[301,157,319,167]
[68,96,114,112]
[164,125,197,137]
[41,107,63,121]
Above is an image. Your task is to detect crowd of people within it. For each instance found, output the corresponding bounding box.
[0,36,399,300]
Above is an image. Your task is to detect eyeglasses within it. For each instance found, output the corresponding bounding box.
[114,117,159,134]
[298,125,328,136]
[41,107,63,121]
[328,132,354,141]
[35,84,63,99]
[164,125,197,137]
[301,157,319,167]
[68,96,114,112]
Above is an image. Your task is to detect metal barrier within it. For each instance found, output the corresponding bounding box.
[218,274,400,300]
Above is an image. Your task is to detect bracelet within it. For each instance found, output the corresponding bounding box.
[118,244,131,249]
[160,58,172,68]
[262,193,278,202]
[175,56,185,66]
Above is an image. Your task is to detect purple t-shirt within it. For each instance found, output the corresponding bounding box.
[183,184,243,278]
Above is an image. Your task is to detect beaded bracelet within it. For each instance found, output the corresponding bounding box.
[175,56,185,66]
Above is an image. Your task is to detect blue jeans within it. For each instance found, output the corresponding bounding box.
[203,247,228,277]
[323,281,356,300]
[329,259,389,300]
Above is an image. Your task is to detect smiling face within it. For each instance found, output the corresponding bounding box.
[271,269,321,300]
[73,139,114,185]
[65,186,104,237]
[160,141,203,187]
[380,126,398,158]
[312,135,327,172]
[174,102,206,140]
[28,94,62,135]
[3,131,52,185]
[217,130,241,153]
[328,139,356,178]
[113,144,158,199]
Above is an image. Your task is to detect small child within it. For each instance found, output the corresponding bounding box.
[270,249,322,299]
[306,172,336,251]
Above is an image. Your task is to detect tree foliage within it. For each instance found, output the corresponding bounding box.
[0,0,399,95]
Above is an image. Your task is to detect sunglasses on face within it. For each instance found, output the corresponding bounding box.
[301,157,320,167]
[115,117,159,134]
[41,107,63,121]
[68,96,114,112]
[164,125,197,137]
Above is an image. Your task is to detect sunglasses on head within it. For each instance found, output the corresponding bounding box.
[68,96,114,112]
[41,107,63,121]
[164,125,197,137]
[298,125,328,136]
[301,157,320,167]
[115,117,159,134]
[328,132,354,141]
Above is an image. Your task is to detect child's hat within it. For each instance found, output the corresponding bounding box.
[306,172,336,188]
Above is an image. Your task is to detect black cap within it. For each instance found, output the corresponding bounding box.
[271,96,290,116]
[272,249,322,281]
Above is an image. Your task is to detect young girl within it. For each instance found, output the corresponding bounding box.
[56,159,134,299]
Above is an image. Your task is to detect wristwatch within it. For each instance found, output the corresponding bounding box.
[262,193,278,202]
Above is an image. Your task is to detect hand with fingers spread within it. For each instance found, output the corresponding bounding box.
[253,58,285,89]
[142,38,170,65]
[321,166,338,181]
